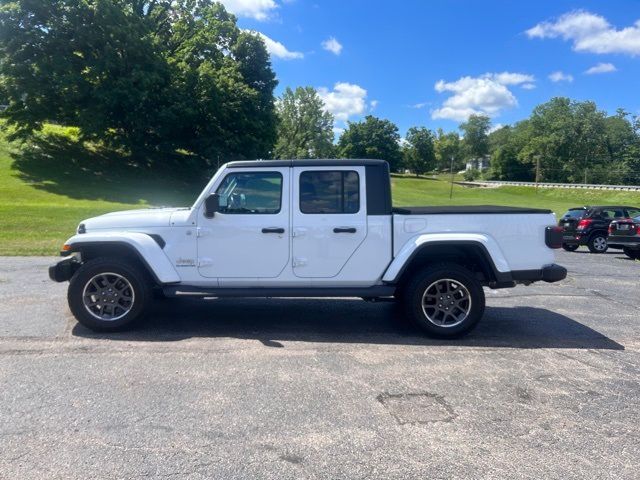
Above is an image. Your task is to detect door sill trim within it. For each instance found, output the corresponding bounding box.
[162,285,396,298]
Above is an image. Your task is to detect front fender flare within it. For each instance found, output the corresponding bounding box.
[382,233,510,283]
[62,232,181,284]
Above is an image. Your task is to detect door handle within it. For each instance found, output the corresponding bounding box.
[262,227,285,234]
[333,227,357,233]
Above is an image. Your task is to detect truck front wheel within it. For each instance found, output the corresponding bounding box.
[67,257,152,332]
[402,264,485,338]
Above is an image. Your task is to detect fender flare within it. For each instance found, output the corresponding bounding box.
[62,232,181,284]
[382,233,511,283]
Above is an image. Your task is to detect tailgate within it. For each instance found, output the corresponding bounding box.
[559,217,579,237]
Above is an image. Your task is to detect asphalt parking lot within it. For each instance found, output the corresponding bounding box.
[0,250,639,479]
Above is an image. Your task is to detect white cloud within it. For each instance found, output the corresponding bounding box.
[321,37,343,55]
[548,71,574,82]
[431,72,534,121]
[370,99,379,110]
[221,0,278,21]
[521,83,536,90]
[251,32,303,60]
[584,62,617,74]
[411,102,429,109]
[318,82,367,121]
[526,10,640,56]
[486,72,535,85]
[332,127,345,137]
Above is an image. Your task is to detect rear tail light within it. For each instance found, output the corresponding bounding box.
[576,219,593,230]
[545,226,563,249]
[609,224,614,234]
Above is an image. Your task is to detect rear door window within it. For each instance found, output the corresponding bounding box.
[602,209,625,219]
[299,170,360,214]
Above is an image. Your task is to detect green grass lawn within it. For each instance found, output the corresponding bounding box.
[1,126,639,255]
[391,175,640,214]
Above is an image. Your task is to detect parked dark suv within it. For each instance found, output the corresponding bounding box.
[559,206,640,253]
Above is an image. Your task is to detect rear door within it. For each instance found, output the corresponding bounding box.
[291,166,367,278]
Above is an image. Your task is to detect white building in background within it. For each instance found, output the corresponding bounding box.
[465,155,490,171]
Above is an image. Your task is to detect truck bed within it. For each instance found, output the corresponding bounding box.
[392,205,553,215]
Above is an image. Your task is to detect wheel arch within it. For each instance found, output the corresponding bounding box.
[62,233,180,285]
[383,238,512,288]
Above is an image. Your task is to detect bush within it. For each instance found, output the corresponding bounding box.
[463,168,481,181]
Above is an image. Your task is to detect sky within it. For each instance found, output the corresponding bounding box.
[221,0,640,136]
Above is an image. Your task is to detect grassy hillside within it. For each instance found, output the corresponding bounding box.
[1,126,639,255]
[391,175,640,214]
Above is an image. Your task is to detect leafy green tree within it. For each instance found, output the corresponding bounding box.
[487,125,532,180]
[0,0,277,163]
[459,114,491,166]
[337,115,402,171]
[274,87,335,159]
[403,127,436,176]
[522,98,608,183]
[434,128,463,171]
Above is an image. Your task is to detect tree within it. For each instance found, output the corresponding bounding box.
[0,0,278,163]
[274,87,334,159]
[403,127,436,176]
[459,114,491,167]
[337,115,402,171]
[434,128,463,171]
[523,98,608,183]
[487,123,533,180]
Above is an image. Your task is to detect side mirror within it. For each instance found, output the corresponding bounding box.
[204,193,220,218]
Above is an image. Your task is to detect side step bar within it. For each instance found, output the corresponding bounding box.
[162,285,396,298]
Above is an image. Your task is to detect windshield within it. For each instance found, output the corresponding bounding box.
[562,209,585,219]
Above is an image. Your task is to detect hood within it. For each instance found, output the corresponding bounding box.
[80,207,189,231]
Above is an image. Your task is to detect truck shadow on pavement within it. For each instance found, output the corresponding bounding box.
[72,298,624,350]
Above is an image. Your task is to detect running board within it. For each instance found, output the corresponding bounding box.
[162,285,396,298]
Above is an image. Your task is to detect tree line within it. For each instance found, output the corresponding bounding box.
[1,1,639,185]
[276,87,640,185]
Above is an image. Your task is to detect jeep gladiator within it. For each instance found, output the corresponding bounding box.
[50,159,567,337]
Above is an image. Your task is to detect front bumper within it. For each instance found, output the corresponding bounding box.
[48,256,80,282]
[512,264,568,284]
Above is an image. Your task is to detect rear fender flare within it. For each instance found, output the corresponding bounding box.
[62,232,181,284]
[382,233,510,283]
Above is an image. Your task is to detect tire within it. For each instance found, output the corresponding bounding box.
[67,257,152,331]
[587,233,608,253]
[562,244,579,252]
[402,263,485,338]
[623,247,640,260]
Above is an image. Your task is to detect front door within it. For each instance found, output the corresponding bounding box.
[292,166,367,278]
[197,168,290,278]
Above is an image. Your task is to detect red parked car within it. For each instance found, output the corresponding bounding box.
[608,215,640,259]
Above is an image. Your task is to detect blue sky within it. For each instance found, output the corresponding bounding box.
[223,0,640,136]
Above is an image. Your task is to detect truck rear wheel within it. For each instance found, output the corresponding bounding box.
[68,257,152,332]
[402,263,485,338]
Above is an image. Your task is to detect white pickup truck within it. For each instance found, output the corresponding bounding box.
[50,159,566,337]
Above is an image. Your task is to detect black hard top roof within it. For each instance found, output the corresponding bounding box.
[226,159,388,168]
